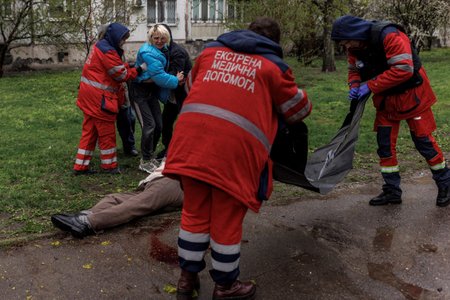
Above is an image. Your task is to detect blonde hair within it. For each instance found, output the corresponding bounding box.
[147,24,171,46]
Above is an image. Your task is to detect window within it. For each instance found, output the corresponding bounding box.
[147,0,176,24]
[0,1,13,18]
[104,0,128,23]
[192,0,225,23]
[227,0,245,21]
[47,0,73,19]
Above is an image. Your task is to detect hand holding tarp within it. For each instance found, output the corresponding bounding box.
[357,83,371,100]
[348,87,359,101]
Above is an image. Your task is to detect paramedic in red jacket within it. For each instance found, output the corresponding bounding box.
[331,15,450,207]
[73,23,143,175]
[163,17,312,300]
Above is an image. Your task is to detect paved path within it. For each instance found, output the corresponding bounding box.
[1,172,449,299]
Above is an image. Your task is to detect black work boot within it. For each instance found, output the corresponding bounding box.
[369,190,402,206]
[51,213,95,238]
[436,186,450,207]
[176,269,200,300]
[212,280,256,300]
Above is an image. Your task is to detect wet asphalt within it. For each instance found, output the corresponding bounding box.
[1,170,449,300]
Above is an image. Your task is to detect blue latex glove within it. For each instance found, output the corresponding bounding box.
[348,87,359,101]
[357,83,371,100]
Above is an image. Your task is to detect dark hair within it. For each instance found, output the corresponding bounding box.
[248,17,281,44]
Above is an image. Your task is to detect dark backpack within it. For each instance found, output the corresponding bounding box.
[358,21,423,95]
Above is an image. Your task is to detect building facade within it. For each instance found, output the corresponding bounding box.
[4,0,232,70]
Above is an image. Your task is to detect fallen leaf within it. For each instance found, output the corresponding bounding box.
[163,284,177,294]
[82,263,93,269]
[101,241,111,246]
[51,241,61,247]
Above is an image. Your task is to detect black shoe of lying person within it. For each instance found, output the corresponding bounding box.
[51,213,94,238]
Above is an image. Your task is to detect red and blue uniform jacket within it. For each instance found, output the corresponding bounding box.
[346,22,436,120]
[77,23,138,122]
[163,30,312,212]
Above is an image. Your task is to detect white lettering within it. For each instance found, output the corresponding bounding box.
[203,70,212,81]
[204,50,264,93]
[248,82,255,93]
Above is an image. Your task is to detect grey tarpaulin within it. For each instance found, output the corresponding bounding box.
[271,94,369,194]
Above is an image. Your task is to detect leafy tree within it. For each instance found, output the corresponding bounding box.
[68,0,144,60]
[0,0,142,78]
[0,0,76,77]
[225,0,351,72]
[367,0,450,52]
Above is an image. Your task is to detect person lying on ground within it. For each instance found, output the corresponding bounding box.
[51,160,183,238]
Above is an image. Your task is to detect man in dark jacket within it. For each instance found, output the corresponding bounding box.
[331,15,450,207]
[157,24,192,159]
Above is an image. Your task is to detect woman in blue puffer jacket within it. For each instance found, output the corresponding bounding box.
[131,24,184,173]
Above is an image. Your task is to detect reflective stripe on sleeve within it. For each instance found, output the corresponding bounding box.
[108,65,125,75]
[108,65,127,81]
[278,89,304,114]
[286,100,311,123]
[387,53,412,65]
[393,64,414,72]
[80,76,117,92]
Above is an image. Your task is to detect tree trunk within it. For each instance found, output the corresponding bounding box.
[0,44,7,78]
[321,3,336,72]
[322,30,336,72]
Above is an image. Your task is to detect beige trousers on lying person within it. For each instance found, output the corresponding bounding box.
[87,176,183,231]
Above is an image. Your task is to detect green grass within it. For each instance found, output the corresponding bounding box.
[1,48,450,240]
[0,70,144,239]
